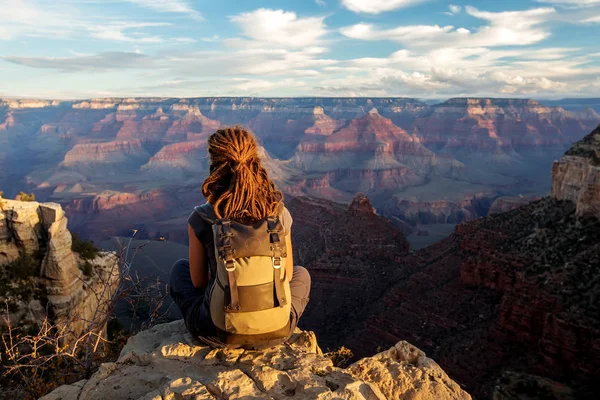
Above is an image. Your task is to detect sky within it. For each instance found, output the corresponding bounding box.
[0,0,600,99]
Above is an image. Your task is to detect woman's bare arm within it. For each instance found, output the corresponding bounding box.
[188,224,208,288]
[285,228,294,282]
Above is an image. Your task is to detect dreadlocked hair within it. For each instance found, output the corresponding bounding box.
[202,126,283,224]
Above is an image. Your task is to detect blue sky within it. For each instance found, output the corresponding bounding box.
[0,0,599,99]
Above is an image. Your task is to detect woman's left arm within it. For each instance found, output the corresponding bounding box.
[188,224,208,288]
[285,228,294,282]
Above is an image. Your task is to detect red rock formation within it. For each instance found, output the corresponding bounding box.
[142,141,208,175]
[62,139,150,167]
[384,193,497,225]
[293,109,460,184]
[166,105,221,140]
[342,198,599,399]
[90,112,122,138]
[116,119,172,141]
[286,195,410,349]
[348,192,376,215]
[304,106,346,136]
[414,98,599,151]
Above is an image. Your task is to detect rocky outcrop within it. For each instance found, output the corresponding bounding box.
[304,107,346,136]
[287,195,410,350]
[340,197,600,399]
[552,125,600,219]
[384,193,497,225]
[62,139,150,166]
[0,199,118,336]
[348,192,376,216]
[415,98,598,151]
[457,198,600,395]
[42,320,471,400]
[488,196,538,215]
[142,141,208,176]
[0,99,63,109]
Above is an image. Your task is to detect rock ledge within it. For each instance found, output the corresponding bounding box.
[43,320,471,400]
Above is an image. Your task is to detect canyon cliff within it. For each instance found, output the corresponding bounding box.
[1,97,598,238]
[552,125,600,219]
[0,198,118,337]
[339,126,600,399]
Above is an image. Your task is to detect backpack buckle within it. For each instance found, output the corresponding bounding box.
[225,259,236,272]
[272,256,282,269]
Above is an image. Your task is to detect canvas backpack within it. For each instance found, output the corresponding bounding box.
[194,203,292,347]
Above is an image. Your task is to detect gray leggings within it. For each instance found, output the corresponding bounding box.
[169,260,311,346]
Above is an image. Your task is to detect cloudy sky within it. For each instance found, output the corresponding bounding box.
[1,0,599,99]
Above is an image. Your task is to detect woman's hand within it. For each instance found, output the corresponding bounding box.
[188,224,208,288]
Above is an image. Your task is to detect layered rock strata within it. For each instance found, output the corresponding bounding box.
[42,319,471,400]
[0,199,118,336]
[415,98,597,151]
[488,196,538,215]
[552,125,600,219]
[342,198,600,399]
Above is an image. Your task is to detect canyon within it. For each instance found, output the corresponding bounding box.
[76,126,599,399]
[1,97,598,246]
[1,98,599,398]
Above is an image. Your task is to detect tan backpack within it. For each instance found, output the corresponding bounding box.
[194,203,291,347]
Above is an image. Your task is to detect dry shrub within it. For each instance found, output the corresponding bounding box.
[324,346,354,368]
[0,232,173,399]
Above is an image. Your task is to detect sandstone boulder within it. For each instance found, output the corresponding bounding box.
[42,320,471,400]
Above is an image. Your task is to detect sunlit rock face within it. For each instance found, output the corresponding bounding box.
[0,199,118,338]
[41,320,471,400]
[552,125,600,219]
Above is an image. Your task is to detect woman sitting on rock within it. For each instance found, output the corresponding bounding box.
[170,126,311,349]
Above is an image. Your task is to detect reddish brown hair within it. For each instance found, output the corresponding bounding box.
[202,126,283,223]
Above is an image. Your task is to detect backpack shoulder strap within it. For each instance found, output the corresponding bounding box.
[194,203,217,225]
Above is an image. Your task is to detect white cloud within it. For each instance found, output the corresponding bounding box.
[535,0,600,5]
[229,9,327,48]
[200,35,220,42]
[341,0,426,14]
[340,6,556,47]
[2,52,155,72]
[444,4,461,15]
[1,1,599,98]
[449,5,462,14]
[89,22,169,43]
[315,64,575,97]
[583,15,600,22]
[315,0,326,6]
[0,0,174,43]
[341,24,455,42]
[174,37,196,43]
[312,39,600,98]
[124,0,203,20]
[232,78,307,93]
